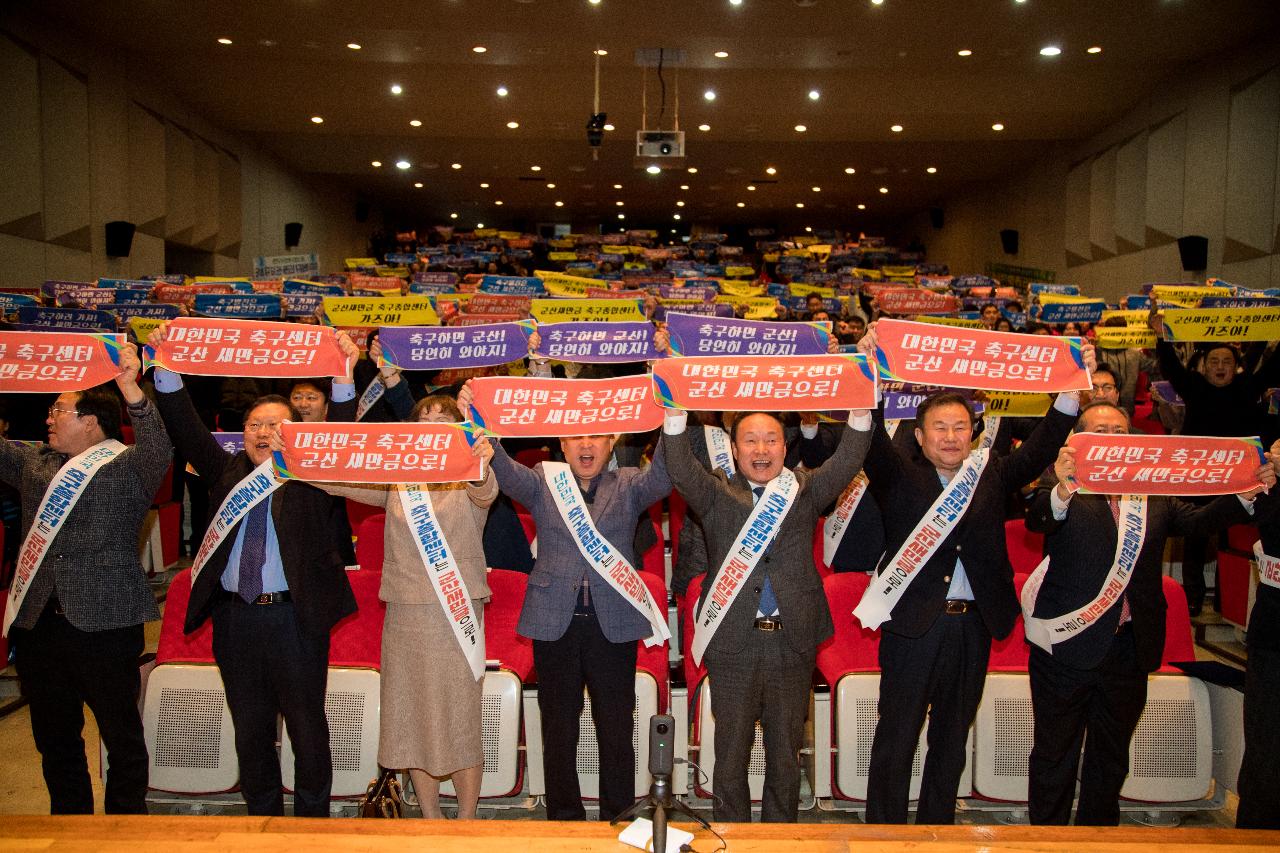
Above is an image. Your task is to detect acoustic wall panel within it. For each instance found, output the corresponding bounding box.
[128,101,166,239]
[0,33,43,241]
[1144,113,1186,249]
[191,135,219,251]
[1089,146,1118,260]
[1115,132,1148,255]
[1064,159,1092,267]
[1223,67,1279,264]
[38,53,90,252]
[164,122,195,244]
[217,150,241,258]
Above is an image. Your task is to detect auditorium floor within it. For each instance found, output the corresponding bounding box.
[0,570,1247,828]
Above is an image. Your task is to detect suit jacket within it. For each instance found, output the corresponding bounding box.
[1026,488,1252,671]
[0,400,172,632]
[489,442,672,643]
[666,422,873,656]
[864,406,1076,641]
[155,382,356,637]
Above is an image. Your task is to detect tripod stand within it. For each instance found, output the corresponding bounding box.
[612,772,709,853]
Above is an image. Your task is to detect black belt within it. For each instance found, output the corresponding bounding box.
[943,599,973,615]
[220,590,292,605]
[754,616,783,631]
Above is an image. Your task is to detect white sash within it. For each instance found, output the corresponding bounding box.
[853,449,990,630]
[3,440,126,636]
[1022,495,1148,651]
[704,425,734,478]
[541,462,671,648]
[886,420,901,440]
[978,415,1001,451]
[398,485,485,680]
[1253,540,1280,590]
[822,472,869,566]
[189,459,283,586]
[355,375,386,421]
[691,469,800,664]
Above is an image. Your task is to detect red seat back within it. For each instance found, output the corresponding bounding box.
[155,569,215,664]
[1217,548,1253,627]
[813,518,833,577]
[515,510,536,547]
[328,569,385,668]
[1225,524,1260,552]
[816,572,879,684]
[1160,575,1196,669]
[668,491,687,564]
[485,568,534,682]
[354,513,387,572]
[680,575,708,694]
[989,573,1031,671]
[640,516,665,576]
[1004,518,1044,575]
[345,498,383,536]
[513,448,551,468]
[637,572,671,711]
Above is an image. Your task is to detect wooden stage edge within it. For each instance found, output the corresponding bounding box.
[1,815,1279,852]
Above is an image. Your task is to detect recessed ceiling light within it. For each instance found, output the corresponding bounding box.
[310,115,324,124]
[808,89,820,100]
[730,0,743,6]
[594,49,608,56]
[844,167,855,174]
[409,119,422,127]
[544,183,556,189]
[736,202,745,208]
[413,182,423,188]
[616,200,625,206]
[677,200,685,207]
[890,124,903,132]
[555,200,564,207]
[646,165,661,174]
[216,37,233,45]
[812,186,821,192]
[395,160,411,169]
[497,86,510,98]
[857,203,867,210]
[879,186,889,194]
[477,223,484,229]
[346,43,361,50]
[687,167,698,174]
[795,202,805,208]
[958,49,973,57]
[747,185,756,191]
[531,165,542,172]
[612,184,623,190]
[604,123,615,131]
[1040,45,1062,57]
[714,51,729,58]
[680,184,689,190]
[390,84,403,95]
[495,200,503,205]
[472,45,487,53]
[480,183,490,189]
[704,89,716,101]
[618,213,625,219]
[992,122,1005,131]
[258,39,276,46]
[673,213,682,220]
[926,166,938,174]
[371,160,382,167]
[451,163,462,170]
[871,0,885,5]
[450,212,458,219]
[698,124,711,132]
[766,166,777,175]
[1087,46,1102,54]
[507,121,520,129]
[794,124,807,132]
[589,0,602,5]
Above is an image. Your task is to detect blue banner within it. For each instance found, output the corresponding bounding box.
[478,275,546,296]
[379,322,532,370]
[666,313,830,357]
[17,306,114,331]
[654,303,735,321]
[284,278,346,296]
[106,303,181,322]
[1037,300,1106,324]
[534,321,657,363]
[1125,294,1152,310]
[193,293,283,319]
[1029,282,1080,295]
[0,293,38,311]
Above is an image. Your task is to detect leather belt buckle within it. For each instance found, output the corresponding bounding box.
[943,599,971,615]
[253,591,291,605]
[754,616,783,631]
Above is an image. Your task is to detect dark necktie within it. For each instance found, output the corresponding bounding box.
[237,500,269,603]
[753,486,780,616]
[1109,496,1132,626]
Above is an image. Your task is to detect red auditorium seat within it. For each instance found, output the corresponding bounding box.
[354,513,386,572]
[640,515,665,577]
[1159,575,1197,670]
[679,574,707,700]
[345,497,382,536]
[636,571,671,711]
[155,569,215,664]
[485,568,534,683]
[1004,518,1044,575]
[815,572,878,681]
[513,447,551,468]
[988,573,1032,672]
[327,569,385,670]
[1217,548,1252,628]
[668,491,687,565]
[1225,523,1260,552]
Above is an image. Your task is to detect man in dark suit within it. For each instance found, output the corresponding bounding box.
[2,342,172,814]
[1024,402,1272,825]
[150,324,358,817]
[663,407,872,821]
[858,328,1094,825]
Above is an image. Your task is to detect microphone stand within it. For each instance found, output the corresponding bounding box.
[612,771,709,853]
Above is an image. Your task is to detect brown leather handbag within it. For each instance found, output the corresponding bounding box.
[359,768,404,818]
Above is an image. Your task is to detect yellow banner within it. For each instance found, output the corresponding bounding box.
[621,246,646,256]
[1096,326,1157,349]
[1037,293,1099,305]
[323,296,440,326]
[548,239,575,250]
[475,228,498,237]
[344,258,378,270]
[194,276,251,284]
[724,265,757,278]
[535,270,602,296]
[1163,306,1280,343]
[783,248,812,258]
[882,265,916,278]
[713,295,779,320]
[854,267,883,281]
[498,231,522,241]
[983,391,1054,417]
[763,252,780,263]
[530,298,645,323]
[378,267,409,277]
[720,280,765,298]
[911,315,985,329]
[624,261,648,271]
[128,316,165,343]
[548,252,579,262]
[1101,309,1149,326]
[788,282,836,298]
[1151,284,1230,308]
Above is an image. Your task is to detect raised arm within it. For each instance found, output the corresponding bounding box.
[627,436,673,510]
[661,414,723,518]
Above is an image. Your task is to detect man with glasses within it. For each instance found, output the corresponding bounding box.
[1,342,172,814]
[286,378,356,565]
[149,323,359,817]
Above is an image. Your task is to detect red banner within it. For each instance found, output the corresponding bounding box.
[275,422,482,484]
[586,288,649,300]
[468,375,663,437]
[349,275,403,295]
[651,354,877,412]
[876,288,959,315]
[151,283,235,306]
[0,331,125,393]
[874,318,1090,393]
[1067,432,1265,496]
[467,294,533,315]
[251,280,284,293]
[145,317,350,378]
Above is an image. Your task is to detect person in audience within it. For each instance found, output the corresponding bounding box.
[288,379,331,423]
[273,391,495,820]
[979,303,1000,329]
[662,407,873,822]
[1238,438,1280,829]
[1023,402,1273,825]
[1,343,171,815]
[857,323,1095,825]
[148,322,360,817]
[1085,365,1121,407]
[458,381,671,823]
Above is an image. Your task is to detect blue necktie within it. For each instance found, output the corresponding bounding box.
[237,500,269,603]
[752,486,780,616]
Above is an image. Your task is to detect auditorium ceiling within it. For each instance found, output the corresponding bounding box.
[12,0,1280,233]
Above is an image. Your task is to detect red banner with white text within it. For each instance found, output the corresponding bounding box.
[651,354,877,411]
[144,317,350,378]
[274,421,483,484]
[0,331,126,393]
[1067,432,1265,496]
[467,375,663,437]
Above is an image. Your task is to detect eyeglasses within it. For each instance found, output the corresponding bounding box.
[1091,383,1117,393]
[48,406,82,419]
[244,421,283,434]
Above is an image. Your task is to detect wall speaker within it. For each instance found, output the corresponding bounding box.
[929,207,944,230]
[104,220,136,258]
[999,228,1019,256]
[284,222,303,249]
[1176,235,1208,271]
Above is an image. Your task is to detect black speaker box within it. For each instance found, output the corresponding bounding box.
[284,221,303,249]
[104,220,136,257]
[1177,235,1208,271]
[999,228,1019,255]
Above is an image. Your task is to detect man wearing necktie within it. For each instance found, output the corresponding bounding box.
[663,408,872,822]
[1024,401,1274,825]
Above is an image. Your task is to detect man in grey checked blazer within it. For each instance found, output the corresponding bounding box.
[1,342,172,814]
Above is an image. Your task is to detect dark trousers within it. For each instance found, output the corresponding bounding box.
[533,613,637,821]
[1238,643,1280,828]
[1179,498,1215,613]
[866,609,990,824]
[1028,631,1147,825]
[210,597,332,817]
[12,605,148,814]
[704,632,813,822]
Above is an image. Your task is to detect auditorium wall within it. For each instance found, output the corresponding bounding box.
[912,37,1280,301]
[0,15,376,291]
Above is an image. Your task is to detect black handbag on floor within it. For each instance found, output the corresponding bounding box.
[359,768,404,818]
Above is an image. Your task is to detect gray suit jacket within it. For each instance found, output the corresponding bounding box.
[489,442,671,643]
[0,400,172,632]
[665,421,872,656]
